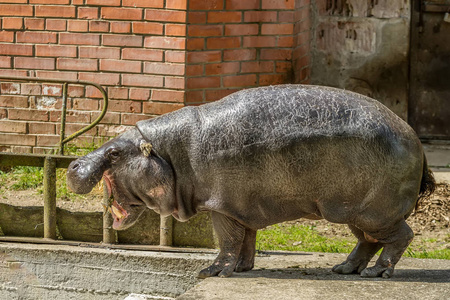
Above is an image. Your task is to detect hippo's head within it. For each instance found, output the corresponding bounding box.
[66,128,176,230]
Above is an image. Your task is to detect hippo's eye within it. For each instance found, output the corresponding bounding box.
[106,149,120,163]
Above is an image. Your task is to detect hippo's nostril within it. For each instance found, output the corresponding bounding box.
[71,162,80,170]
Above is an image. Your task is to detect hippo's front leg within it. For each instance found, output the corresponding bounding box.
[198,211,245,278]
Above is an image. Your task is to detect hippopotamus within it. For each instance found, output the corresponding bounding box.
[67,85,435,279]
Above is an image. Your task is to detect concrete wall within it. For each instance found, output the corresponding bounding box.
[0,242,215,299]
[310,0,410,120]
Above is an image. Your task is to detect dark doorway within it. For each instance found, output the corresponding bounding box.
[409,0,450,139]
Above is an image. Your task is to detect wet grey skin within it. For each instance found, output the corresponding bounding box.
[67,84,435,279]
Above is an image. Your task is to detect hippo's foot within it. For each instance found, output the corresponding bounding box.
[198,255,238,278]
[360,264,394,278]
[235,228,257,273]
[332,260,369,275]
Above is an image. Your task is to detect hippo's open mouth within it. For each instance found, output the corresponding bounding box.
[103,174,145,230]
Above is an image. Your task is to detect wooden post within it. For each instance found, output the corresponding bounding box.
[160,215,173,246]
[43,157,56,239]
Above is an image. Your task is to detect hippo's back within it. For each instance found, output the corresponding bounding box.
[195,85,417,159]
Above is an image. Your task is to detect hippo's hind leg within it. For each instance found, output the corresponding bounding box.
[235,228,257,272]
[333,225,382,274]
[360,219,414,278]
[198,211,245,278]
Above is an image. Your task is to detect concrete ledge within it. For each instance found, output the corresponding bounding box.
[0,242,215,300]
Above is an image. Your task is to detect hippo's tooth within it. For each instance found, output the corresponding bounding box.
[111,205,125,219]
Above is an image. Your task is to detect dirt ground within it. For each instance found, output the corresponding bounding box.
[0,182,449,252]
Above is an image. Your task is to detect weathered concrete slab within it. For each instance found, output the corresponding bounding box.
[178,252,450,300]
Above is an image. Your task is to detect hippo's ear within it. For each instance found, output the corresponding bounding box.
[136,119,155,142]
[140,140,153,157]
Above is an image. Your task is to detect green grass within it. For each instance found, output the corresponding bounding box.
[256,223,450,260]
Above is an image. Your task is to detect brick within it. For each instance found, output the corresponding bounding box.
[46,19,66,31]
[56,123,96,137]
[103,34,142,47]
[226,0,260,10]
[100,59,142,73]
[144,9,186,23]
[278,36,293,47]
[9,109,49,121]
[0,108,6,119]
[244,11,277,23]
[188,24,222,37]
[276,61,292,73]
[0,134,35,146]
[28,122,55,135]
[60,32,100,45]
[36,135,60,147]
[0,0,27,2]
[121,113,149,125]
[259,73,288,85]
[79,72,120,85]
[187,38,205,50]
[143,102,183,115]
[278,11,295,22]
[68,85,85,98]
[0,83,21,95]
[0,5,33,16]
[261,24,294,35]
[132,22,163,35]
[186,77,220,89]
[151,89,184,102]
[16,31,57,44]
[205,62,240,75]
[2,17,23,29]
[185,90,203,103]
[85,85,103,98]
[71,98,99,111]
[262,0,295,9]
[111,21,131,33]
[78,7,98,19]
[50,110,90,123]
[122,48,163,61]
[223,49,256,61]
[24,18,45,30]
[207,11,241,23]
[86,0,120,5]
[97,124,131,137]
[35,71,77,81]
[164,77,184,89]
[205,89,237,102]
[207,37,240,49]
[80,46,120,59]
[108,100,142,113]
[188,12,206,23]
[29,0,69,3]
[0,95,28,107]
[129,88,150,100]
[187,50,221,63]
[122,74,164,87]
[261,49,292,60]
[57,58,98,71]
[36,45,77,57]
[108,87,129,99]
[186,64,203,76]
[42,84,62,96]
[0,70,28,77]
[11,146,32,153]
[0,56,11,68]
[123,0,164,8]
[15,57,55,70]
[241,61,274,73]
[243,36,277,48]
[189,0,223,10]
[144,36,185,49]
[144,62,184,76]
[97,111,120,124]
[89,21,109,32]
[0,31,14,42]
[101,7,143,20]
[225,24,258,36]
[0,120,27,133]
[165,50,185,63]
[165,24,186,36]
[35,5,76,18]
[166,0,187,10]
[68,20,88,32]
[223,74,257,87]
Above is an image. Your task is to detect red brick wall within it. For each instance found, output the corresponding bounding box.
[0,0,311,153]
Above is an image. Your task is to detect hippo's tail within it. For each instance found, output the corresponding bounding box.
[416,153,436,210]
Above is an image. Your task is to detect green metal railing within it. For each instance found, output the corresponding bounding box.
[0,76,110,241]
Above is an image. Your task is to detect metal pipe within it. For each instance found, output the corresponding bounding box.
[58,82,68,155]
[160,216,173,246]
[43,157,57,240]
